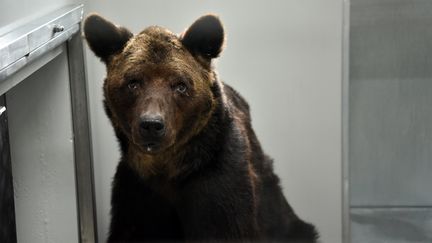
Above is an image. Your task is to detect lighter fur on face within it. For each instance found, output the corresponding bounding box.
[103,30,219,178]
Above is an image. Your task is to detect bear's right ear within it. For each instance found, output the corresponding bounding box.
[83,14,133,63]
[180,14,225,61]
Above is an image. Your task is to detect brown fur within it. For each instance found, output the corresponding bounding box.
[99,25,219,177]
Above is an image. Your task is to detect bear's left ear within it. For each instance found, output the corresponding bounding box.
[181,14,225,60]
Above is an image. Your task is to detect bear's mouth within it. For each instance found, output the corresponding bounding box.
[131,128,166,154]
[131,133,164,153]
[143,142,160,153]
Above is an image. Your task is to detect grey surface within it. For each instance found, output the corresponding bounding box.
[348,0,432,242]
[1,1,96,242]
[342,0,351,241]
[1,4,97,241]
[349,0,432,207]
[351,208,432,243]
[0,24,79,84]
[0,4,83,70]
[84,1,343,242]
[6,50,79,243]
[67,31,98,243]
[0,45,64,96]
[0,0,78,36]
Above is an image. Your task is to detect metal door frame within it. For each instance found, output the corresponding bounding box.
[342,0,351,242]
[0,4,97,243]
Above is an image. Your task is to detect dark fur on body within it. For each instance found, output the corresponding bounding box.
[84,14,318,242]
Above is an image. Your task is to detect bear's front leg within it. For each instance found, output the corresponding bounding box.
[108,162,185,242]
[176,166,260,242]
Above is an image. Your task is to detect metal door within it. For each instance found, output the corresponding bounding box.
[346,0,432,242]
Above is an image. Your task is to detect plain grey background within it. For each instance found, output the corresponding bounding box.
[84,1,343,243]
[1,0,343,242]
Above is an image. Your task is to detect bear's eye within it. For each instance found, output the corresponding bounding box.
[127,80,140,90]
[174,82,188,94]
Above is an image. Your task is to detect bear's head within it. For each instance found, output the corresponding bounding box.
[84,14,225,159]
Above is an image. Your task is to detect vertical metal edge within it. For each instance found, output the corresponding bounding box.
[341,0,351,242]
[66,30,98,243]
[0,95,17,243]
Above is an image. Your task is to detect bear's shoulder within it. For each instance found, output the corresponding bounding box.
[222,83,250,119]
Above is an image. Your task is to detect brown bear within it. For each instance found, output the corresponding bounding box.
[84,13,318,243]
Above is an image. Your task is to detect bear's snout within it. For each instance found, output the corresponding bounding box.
[139,115,166,138]
[138,115,166,152]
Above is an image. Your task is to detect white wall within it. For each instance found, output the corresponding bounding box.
[7,50,79,243]
[84,1,343,242]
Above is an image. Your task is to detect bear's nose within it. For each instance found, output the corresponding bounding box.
[139,116,166,137]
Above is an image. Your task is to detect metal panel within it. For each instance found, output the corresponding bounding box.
[349,0,432,206]
[67,32,98,243]
[0,45,63,96]
[0,24,79,81]
[342,0,351,241]
[0,4,97,242]
[0,4,82,87]
[0,96,17,243]
[351,208,432,243]
[0,4,83,70]
[7,50,79,243]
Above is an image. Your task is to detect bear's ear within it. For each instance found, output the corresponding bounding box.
[83,14,133,63]
[181,14,225,60]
